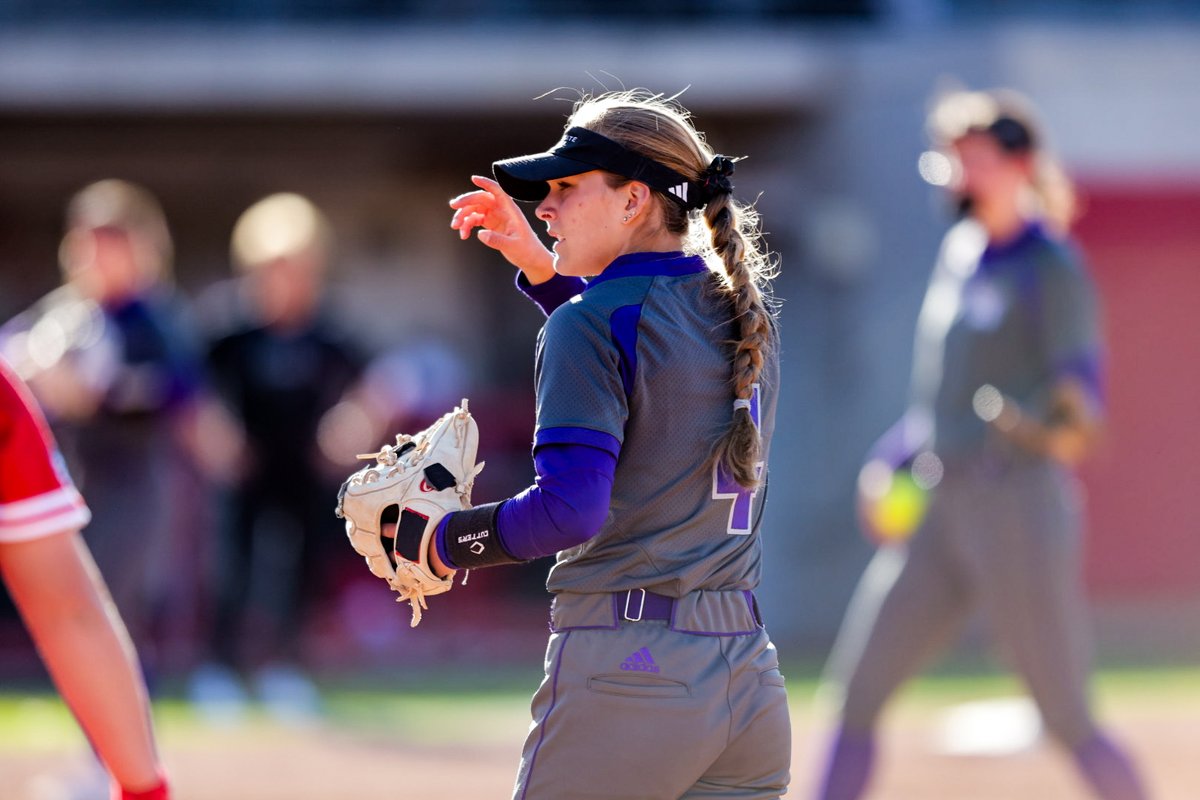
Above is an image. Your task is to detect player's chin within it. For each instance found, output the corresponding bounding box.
[553,246,602,279]
[551,246,581,278]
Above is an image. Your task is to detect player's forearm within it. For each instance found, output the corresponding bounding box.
[44,623,165,794]
[495,463,614,559]
[989,391,1100,466]
[1,534,164,793]
[516,248,557,285]
[997,414,1096,465]
[435,442,615,568]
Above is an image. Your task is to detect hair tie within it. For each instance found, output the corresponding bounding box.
[733,398,752,411]
[696,155,736,207]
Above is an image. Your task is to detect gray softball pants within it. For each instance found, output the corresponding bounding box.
[512,590,792,800]
[825,454,1100,748]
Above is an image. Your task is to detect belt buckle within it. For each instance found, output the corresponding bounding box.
[623,588,646,622]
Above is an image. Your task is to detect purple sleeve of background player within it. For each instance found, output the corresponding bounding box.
[864,407,934,470]
[515,271,586,317]
[1038,249,1106,409]
[435,440,616,567]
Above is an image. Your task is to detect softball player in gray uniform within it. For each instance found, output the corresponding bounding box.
[815,89,1148,800]
[443,91,790,799]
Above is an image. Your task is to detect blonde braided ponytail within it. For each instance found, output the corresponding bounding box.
[570,90,779,490]
[703,189,776,489]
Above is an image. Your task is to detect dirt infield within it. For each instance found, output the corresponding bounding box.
[2,676,1200,800]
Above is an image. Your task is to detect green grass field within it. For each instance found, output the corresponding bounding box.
[2,662,1198,748]
[2,662,1198,799]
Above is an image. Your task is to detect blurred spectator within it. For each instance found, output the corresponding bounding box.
[0,179,204,679]
[189,193,369,722]
[356,337,470,432]
[814,88,1149,800]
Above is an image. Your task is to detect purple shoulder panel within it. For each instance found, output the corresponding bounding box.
[609,304,642,398]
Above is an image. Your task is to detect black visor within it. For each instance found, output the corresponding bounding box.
[985,115,1036,154]
[493,127,703,209]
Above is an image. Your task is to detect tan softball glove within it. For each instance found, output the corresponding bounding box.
[335,400,484,626]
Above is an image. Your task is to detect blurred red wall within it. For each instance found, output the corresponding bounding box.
[1074,183,1200,598]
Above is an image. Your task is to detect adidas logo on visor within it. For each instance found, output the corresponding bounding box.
[667,183,689,203]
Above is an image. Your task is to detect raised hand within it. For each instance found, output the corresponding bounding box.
[449,175,555,284]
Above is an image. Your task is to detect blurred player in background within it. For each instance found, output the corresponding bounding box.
[1,179,203,675]
[444,90,790,799]
[1,357,170,800]
[814,88,1149,800]
[190,193,366,721]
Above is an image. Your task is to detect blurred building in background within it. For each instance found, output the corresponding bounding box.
[0,0,1197,670]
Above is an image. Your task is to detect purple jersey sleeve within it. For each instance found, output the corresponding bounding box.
[435,438,616,568]
[865,408,934,469]
[515,271,586,317]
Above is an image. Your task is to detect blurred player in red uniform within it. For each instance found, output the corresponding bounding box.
[0,356,169,800]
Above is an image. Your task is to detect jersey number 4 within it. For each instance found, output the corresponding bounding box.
[712,384,764,536]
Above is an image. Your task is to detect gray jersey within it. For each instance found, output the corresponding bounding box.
[816,221,1148,800]
[912,220,1102,457]
[532,253,779,597]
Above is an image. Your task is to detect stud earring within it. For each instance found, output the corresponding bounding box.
[622,213,632,223]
